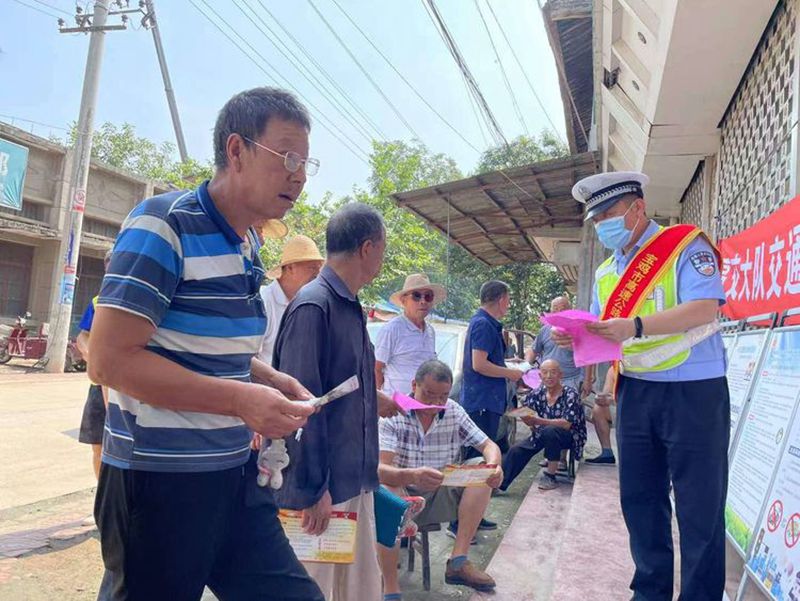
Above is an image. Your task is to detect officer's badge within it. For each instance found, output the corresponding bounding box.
[689,251,717,276]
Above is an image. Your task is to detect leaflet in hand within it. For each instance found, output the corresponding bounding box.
[392,391,441,411]
[506,406,537,419]
[541,310,622,367]
[522,369,541,389]
[298,375,359,410]
[278,510,357,564]
[440,464,497,487]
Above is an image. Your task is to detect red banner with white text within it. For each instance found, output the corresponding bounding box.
[719,195,800,319]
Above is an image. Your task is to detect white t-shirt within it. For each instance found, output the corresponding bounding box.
[257,280,290,366]
[374,315,436,395]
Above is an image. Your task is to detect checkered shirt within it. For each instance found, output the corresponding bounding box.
[378,400,488,470]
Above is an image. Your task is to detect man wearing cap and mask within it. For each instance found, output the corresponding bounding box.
[555,171,728,601]
[257,235,324,367]
[375,273,446,396]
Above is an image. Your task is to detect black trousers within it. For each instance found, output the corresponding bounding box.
[616,375,729,601]
[499,425,572,490]
[464,409,502,460]
[94,453,324,601]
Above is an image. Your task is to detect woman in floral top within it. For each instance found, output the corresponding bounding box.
[499,359,587,491]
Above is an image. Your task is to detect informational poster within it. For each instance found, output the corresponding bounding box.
[747,405,800,600]
[726,331,768,446]
[279,510,357,564]
[722,334,736,363]
[726,330,800,555]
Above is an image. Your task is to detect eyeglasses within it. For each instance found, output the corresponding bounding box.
[409,290,435,302]
[244,137,320,176]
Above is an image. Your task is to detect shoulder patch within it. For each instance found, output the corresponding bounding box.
[689,250,717,276]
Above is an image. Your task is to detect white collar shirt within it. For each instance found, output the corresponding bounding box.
[374,315,437,395]
[257,279,290,366]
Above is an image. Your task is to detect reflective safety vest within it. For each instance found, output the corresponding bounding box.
[595,240,690,373]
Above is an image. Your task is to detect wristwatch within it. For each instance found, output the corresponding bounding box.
[633,316,644,339]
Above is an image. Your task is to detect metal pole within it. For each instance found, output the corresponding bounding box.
[145,0,188,162]
[44,0,111,373]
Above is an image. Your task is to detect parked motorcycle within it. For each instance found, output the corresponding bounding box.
[0,312,86,371]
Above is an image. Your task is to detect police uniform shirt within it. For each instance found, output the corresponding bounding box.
[590,219,727,382]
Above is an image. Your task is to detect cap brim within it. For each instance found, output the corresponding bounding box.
[584,196,625,221]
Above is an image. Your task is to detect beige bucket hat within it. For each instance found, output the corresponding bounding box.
[266,235,324,279]
[389,274,447,307]
[259,219,290,240]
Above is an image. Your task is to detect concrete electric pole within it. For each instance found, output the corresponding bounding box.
[144,0,188,162]
[45,0,185,372]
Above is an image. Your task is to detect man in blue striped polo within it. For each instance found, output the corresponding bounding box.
[88,88,324,600]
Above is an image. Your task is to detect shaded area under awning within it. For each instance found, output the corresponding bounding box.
[390,152,599,283]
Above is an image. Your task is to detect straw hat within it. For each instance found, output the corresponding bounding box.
[266,235,324,279]
[260,219,289,240]
[389,274,447,307]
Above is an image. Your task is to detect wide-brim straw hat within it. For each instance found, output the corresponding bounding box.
[266,234,324,279]
[389,274,447,307]
[260,219,289,240]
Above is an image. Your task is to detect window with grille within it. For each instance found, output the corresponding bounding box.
[716,0,797,239]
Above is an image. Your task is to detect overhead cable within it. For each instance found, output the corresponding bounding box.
[307,0,423,141]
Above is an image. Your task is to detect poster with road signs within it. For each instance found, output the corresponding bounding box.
[747,383,800,601]
[726,329,800,556]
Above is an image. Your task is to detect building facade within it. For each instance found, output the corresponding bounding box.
[0,123,170,334]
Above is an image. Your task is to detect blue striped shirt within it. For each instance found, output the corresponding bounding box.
[97,181,266,472]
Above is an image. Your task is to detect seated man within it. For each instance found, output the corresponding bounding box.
[583,367,617,465]
[377,360,502,597]
[500,359,587,491]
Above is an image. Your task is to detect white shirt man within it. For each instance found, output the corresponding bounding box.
[375,274,446,396]
[257,234,323,366]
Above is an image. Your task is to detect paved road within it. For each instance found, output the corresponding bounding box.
[0,372,95,510]
[0,370,543,600]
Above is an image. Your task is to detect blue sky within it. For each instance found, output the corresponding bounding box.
[1,0,567,199]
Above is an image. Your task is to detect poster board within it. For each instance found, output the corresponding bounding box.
[745,394,800,601]
[722,333,736,363]
[725,329,800,557]
[726,330,770,451]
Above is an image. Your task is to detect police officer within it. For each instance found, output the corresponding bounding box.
[555,171,729,600]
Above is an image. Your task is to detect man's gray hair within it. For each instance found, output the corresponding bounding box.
[480,280,510,305]
[415,359,453,384]
[326,203,385,255]
[213,87,311,170]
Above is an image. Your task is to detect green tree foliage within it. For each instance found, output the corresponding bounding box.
[60,122,213,187]
[61,121,570,331]
[474,131,568,174]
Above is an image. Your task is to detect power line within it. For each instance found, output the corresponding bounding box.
[473,0,529,136]
[232,0,377,145]
[306,0,423,141]
[30,0,72,16]
[483,1,569,145]
[422,0,507,147]
[253,0,388,142]
[188,0,371,164]
[327,0,482,153]
[10,0,60,18]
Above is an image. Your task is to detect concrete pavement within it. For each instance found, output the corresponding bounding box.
[0,370,544,600]
[0,371,96,510]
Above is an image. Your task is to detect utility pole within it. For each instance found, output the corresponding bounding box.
[143,0,188,162]
[44,1,132,373]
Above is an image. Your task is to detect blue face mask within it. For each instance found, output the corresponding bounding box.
[594,204,638,250]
